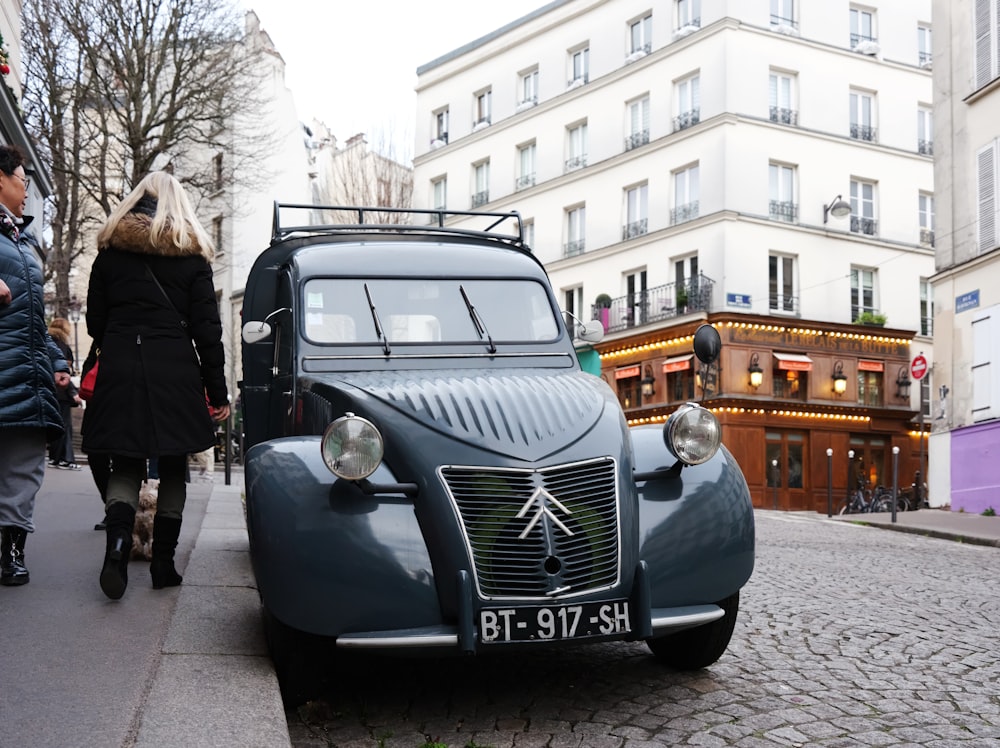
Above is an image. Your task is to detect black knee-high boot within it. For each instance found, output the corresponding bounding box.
[0,527,29,586]
[150,515,183,589]
[100,502,136,600]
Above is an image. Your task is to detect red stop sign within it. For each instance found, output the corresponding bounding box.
[911,355,928,380]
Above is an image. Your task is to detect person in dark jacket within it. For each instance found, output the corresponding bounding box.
[0,144,71,586]
[82,171,229,600]
[47,317,83,470]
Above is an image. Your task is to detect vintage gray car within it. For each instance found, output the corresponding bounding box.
[240,205,755,704]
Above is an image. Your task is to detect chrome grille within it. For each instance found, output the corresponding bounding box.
[441,458,620,599]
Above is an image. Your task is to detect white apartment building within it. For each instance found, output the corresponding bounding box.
[413,0,935,511]
[929,0,1000,513]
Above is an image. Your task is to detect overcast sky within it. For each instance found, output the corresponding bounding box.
[242,1,547,153]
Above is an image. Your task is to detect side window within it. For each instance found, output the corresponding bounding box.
[274,271,295,377]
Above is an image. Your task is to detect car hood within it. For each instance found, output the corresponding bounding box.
[309,368,618,462]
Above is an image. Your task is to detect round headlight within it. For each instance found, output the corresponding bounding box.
[321,413,384,480]
[663,403,721,465]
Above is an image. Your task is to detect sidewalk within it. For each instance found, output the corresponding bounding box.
[134,470,291,747]
[828,507,1000,548]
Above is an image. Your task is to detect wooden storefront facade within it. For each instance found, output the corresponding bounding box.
[594,314,925,512]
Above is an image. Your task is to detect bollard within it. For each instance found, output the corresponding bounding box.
[772,458,779,510]
[224,413,232,486]
[826,448,834,517]
[846,449,855,511]
[914,469,923,509]
[891,446,899,523]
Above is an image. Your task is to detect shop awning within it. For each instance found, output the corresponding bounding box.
[773,352,813,371]
[858,360,884,372]
[614,364,641,380]
[662,354,694,373]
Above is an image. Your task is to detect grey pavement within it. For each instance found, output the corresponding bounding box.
[827,504,1000,547]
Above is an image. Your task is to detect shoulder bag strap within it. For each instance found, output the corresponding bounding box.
[145,263,188,330]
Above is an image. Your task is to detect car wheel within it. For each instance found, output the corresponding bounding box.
[646,592,739,670]
[261,606,331,707]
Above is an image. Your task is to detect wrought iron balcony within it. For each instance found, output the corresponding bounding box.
[850,33,877,47]
[566,74,589,87]
[769,294,800,314]
[674,18,700,33]
[673,109,700,132]
[671,201,699,225]
[850,216,878,236]
[622,219,648,240]
[430,132,448,146]
[563,239,586,257]
[850,124,878,142]
[629,42,652,56]
[770,14,798,29]
[473,116,491,128]
[515,174,535,191]
[590,274,715,334]
[769,106,798,125]
[470,190,490,208]
[919,51,932,66]
[625,130,649,151]
[564,155,587,172]
[920,228,935,246]
[769,200,798,223]
[918,139,933,155]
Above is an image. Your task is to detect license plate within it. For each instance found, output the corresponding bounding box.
[479,600,631,643]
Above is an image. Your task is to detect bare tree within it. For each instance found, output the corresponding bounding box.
[22,0,271,314]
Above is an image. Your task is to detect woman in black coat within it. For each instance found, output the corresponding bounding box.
[82,171,230,600]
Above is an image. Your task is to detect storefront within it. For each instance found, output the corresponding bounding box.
[596,314,924,511]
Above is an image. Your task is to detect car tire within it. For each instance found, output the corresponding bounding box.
[261,606,330,707]
[646,592,739,670]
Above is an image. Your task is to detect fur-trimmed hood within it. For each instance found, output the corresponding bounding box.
[102,209,209,261]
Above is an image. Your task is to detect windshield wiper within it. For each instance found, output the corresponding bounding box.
[364,283,391,355]
[459,285,496,354]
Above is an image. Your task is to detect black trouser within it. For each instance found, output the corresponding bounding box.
[48,401,75,464]
[106,454,187,520]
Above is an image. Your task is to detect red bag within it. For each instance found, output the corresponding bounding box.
[79,360,99,400]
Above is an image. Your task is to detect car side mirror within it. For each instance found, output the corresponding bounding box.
[242,321,273,344]
[578,320,604,343]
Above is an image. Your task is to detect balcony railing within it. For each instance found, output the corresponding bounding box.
[920,228,935,246]
[769,200,798,223]
[769,106,798,125]
[850,33,877,47]
[591,274,715,333]
[673,109,700,132]
[622,218,648,240]
[921,316,933,336]
[919,51,932,66]
[625,130,649,150]
[472,116,491,128]
[769,294,800,314]
[770,14,798,29]
[430,132,448,147]
[567,74,589,87]
[850,123,878,142]
[470,190,490,208]
[918,139,933,155]
[515,173,535,191]
[671,201,699,225]
[851,216,878,236]
[629,42,652,56]
[564,154,587,172]
[563,239,586,257]
[674,18,701,33]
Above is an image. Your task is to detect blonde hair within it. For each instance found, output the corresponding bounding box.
[97,171,215,261]
[49,317,72,343]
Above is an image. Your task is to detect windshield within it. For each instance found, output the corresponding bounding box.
[302,278,560,345]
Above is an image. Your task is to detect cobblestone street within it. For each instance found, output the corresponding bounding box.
[287,511,1000,747]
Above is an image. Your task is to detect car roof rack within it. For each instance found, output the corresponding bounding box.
[271,203,528,251]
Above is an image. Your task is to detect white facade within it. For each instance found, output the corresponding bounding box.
[929,0,1000,512]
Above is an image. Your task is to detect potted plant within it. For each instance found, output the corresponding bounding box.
[594,294,613,331]
[676,286,688,313]
[854,311,887,326]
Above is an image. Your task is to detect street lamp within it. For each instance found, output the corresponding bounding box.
[748,352,763,389]
[67,297,82,365]
[832,360,847,395]
[640,364,656,398]
[823,194,851,223]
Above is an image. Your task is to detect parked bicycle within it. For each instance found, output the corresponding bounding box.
[840,481,909,514]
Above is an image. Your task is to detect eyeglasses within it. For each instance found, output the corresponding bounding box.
[9,172,29,189]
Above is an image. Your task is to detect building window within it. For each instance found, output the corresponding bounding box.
[212,215,223,257]
[668,367,696,402]
[771,0,796,29]
[675,256,698,309]
[626,96,650,150]
[516,142,536,190]
[564,286,584,333]
[857,369,883,407]
[569,46,589,86]
[432,176,447,210]
[769,70,797,125]
[773,366,807,401]
[624,269,648,327]
[565,205,586,256]
[850,179,877,236]
[917,107,933,155]
[432,109,449,146]
[672,164,700,224]
[974,5,1000,89]
[676,0,700,31]
[566,121,588,172]
[769,163,796,222]
[850,89,877,142]
[769,254,797,313]
[471,161,489,207]
[617,369,641,409]
[518,69,538,107]
[850,7,876,48]
[522,218,534,248]
[623,183,648,240]
[919,279,934,336]
[674,74,700,131]
[918,25,932,66]
[850,267,876,321]
[474,89,491,127]
[213,153,223,192]
[919,192,934,246]
[766,432,805,490]
[629,14,652,56]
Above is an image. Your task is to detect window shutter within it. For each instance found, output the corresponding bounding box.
[975,0,993,88]
[978,143,997,251]
[972,308,996,421]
